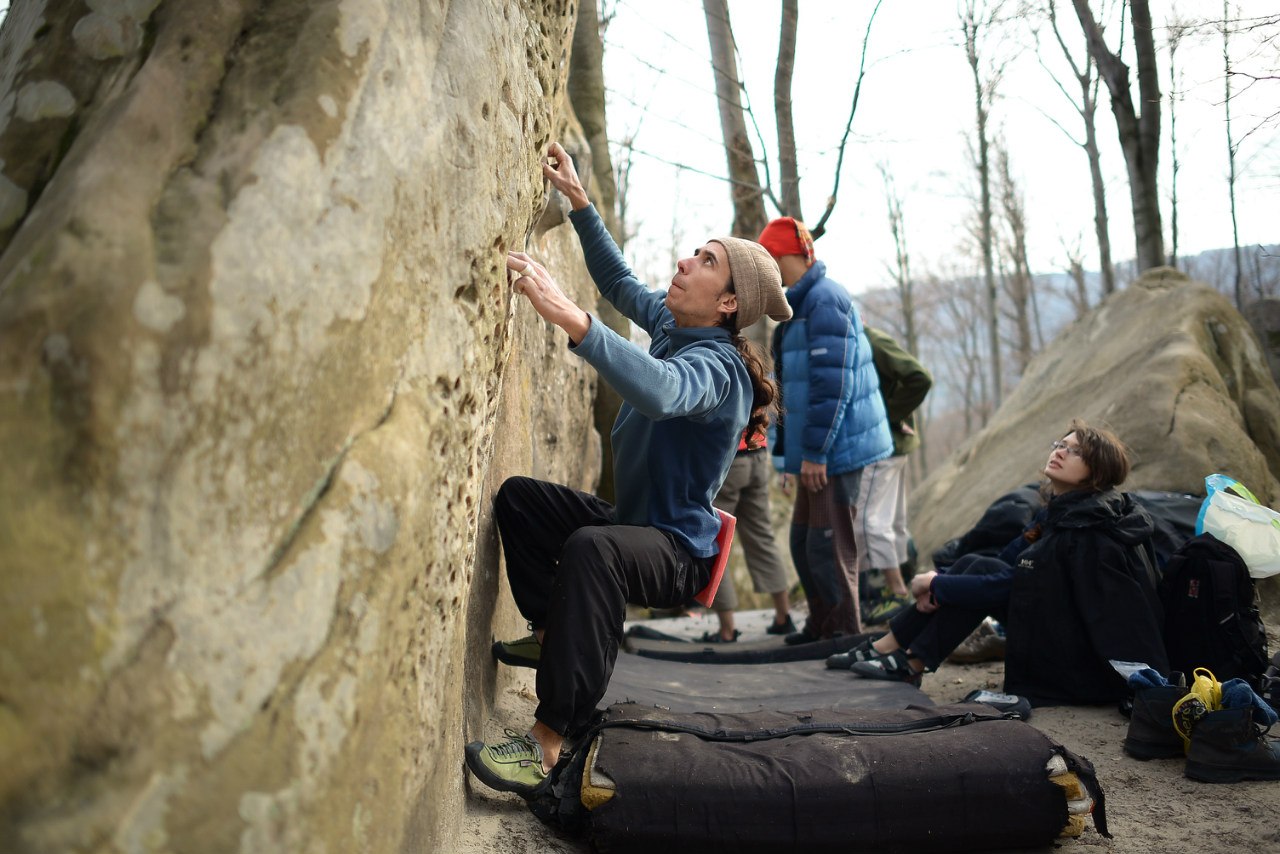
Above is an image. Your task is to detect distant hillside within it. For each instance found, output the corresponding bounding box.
[857,244,1279,475]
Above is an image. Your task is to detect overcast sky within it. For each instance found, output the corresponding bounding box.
[601,0,1278,294]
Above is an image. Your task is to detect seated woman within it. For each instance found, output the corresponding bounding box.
[845,419,1169,705]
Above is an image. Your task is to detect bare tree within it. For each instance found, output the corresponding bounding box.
[995,147,1037,376]
[1041,0,1116,296]
[876,162,929,477]
[1166,10,1190,268]
[879,162,918,357]
[939,273,992,431]
[1223,0,1245,308]
[1225,13,1280,140]
[568,0,626,501]
[962,0,1007,410]
[703,0,767,238]
[1059,234,1093,319]
[809,0,885,239]
[1071,0,1166,273]
[613,132,638,251]
[774,0,802,218]
[699,0,884,242]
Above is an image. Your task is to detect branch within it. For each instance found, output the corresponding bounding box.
[1027,96,1087,147]
[811,0,885,240]
[626,146,768,195]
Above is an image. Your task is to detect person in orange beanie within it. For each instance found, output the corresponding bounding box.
[758,217,893,644]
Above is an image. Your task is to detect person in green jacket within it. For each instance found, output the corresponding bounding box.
[856,327,932,624]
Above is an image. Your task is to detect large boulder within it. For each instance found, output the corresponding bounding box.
[910,268,1280,621]
[0,2,595,852]
[1245,297,1280,390]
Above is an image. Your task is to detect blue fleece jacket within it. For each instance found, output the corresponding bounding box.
[567,205,750,558]
[770,261,892,475]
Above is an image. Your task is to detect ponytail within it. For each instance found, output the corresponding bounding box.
[719,311,779,439]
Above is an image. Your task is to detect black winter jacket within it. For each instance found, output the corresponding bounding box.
[1003,488,1169,705]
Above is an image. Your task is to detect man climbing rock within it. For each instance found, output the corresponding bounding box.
[465,142,791,796]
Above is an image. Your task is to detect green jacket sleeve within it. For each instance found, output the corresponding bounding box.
[866,326,932,454]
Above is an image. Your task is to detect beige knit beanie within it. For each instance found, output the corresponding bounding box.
[709,237,792,330]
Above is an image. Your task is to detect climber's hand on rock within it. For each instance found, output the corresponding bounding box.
[507,252,591,344]
[542,142,589,211]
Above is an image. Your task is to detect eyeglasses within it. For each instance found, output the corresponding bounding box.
[1050,440,1083,458]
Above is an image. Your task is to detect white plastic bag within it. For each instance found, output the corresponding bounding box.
[1195,474,1280,579]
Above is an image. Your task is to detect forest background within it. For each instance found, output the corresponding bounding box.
[593,0,1279,478]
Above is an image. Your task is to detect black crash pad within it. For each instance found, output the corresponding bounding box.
[601,651,927,713]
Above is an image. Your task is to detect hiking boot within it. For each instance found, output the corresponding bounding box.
[492,633,540,668]
[1124,680,1187,760]
[464,729,551,796]
[1184,706,1280,783]
[825,638,877,670]
[864,594,912,626]
[697,629,740,643]
[766,614,798,636]
[947,618,1006,664]
[849,648,923,687]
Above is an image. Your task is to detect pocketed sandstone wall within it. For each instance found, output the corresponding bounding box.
[910,268,1280,622]
[0,2,596,851]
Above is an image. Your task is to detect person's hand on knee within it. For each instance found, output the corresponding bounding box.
[910,571,938,613]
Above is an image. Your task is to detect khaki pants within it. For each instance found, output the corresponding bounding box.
[710,450,790,612]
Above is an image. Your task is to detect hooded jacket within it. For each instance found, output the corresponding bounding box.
[769,261,892,475]
[568,205,750,558]
[1001,488,1169,705]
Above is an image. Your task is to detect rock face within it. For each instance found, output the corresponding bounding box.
[0,2,596,852]
[910,268,1280,621]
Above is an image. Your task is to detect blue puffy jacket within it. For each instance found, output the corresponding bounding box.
[770,261,892,476]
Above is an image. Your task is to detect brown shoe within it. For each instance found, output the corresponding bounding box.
[947,618,1006,664]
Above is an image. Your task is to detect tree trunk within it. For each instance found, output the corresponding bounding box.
[1072,0,1165,273]
[1046,0,1114,297]
[774,0,802,218]
[963,1,1002,410]
[1083,89,1116,296]
[703,0,766,239]
[569,0,618,240]
[568,0,625,502]
[1223,1,1244,308]
[1167,20,1185,269]
[997,150,1032,377]
[1066,250,1090,318]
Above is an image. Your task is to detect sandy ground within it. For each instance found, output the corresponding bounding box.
[460,610,1280,854]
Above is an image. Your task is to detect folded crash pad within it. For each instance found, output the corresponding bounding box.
[535,703,1106,853]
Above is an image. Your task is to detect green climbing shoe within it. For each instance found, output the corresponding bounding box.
[492,633,541,668]
[464,729,549,796]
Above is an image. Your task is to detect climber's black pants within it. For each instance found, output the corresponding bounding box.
[494,476,711,736]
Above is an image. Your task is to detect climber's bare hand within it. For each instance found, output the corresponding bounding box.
[542,142,589,211]
[507,251,591,344]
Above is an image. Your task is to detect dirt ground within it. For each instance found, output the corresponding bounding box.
[460,612,1280,854]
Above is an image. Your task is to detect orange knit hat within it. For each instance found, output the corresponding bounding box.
[757,217,815,267]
